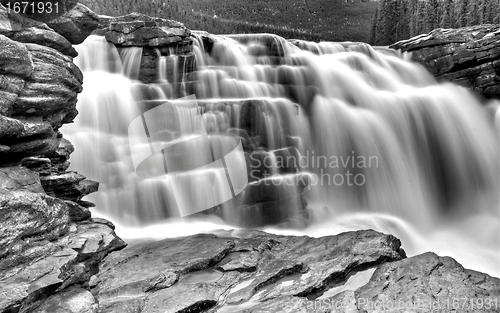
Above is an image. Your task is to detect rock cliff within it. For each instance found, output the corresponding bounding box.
[390,25,500,99]
[0,3,125,312]
[90,230,499,313]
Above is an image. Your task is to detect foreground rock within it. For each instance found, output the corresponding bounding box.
[0,166,125,313]
[0,218,125,312]
[91,230,405,312]
[90,230,500,313]
[353,252,500,312]
[391,25,500,99]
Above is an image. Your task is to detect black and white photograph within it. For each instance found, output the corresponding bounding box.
[0,0,499,312]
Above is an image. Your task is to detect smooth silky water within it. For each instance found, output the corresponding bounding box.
[62,35,500,277]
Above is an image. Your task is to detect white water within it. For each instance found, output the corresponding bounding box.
[64,34,499,277]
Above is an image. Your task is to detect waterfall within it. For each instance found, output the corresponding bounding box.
[63,34,499,277]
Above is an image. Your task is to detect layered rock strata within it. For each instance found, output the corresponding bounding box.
[0,3,126,312]
[391,25,500,99]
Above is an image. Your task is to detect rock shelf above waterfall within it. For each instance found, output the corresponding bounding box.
[391,25,500,99]
[104,13,191,47]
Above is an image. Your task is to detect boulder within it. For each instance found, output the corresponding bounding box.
[0,34,33,78]
[391,25,500,99]
[0,4,77,57]
[33,286,99,313]
[0,115,60,165]
[64,200,91,222]
[104,12,191,47]
[92,230,405,312]
[17,43,83,125]
[89,230,500,313]
[94,13,195,86]
[8,27,77,57]
[0,36,83,164]
[353,252,500,312]
[47,4,99,45]
[0,220,126,312]
[0,167,70,270]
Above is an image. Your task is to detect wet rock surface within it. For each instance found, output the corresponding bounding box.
[94,13,196,88]
[0,4,77,57]
[92,230,405,313]
[391,25,500,99]
[103,12,191,47]
[0,220,126,313]
[354,252,500,312]
[32,286,99,313]
[90,230,500,313]
[0,36,82,165]
[46,4,99,45]
[0,164,126,312]
[0,3,126,313]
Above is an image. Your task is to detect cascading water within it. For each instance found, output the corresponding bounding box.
[63,34,499,277]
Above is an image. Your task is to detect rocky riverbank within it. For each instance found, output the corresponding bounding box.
[0,3,125,312]
[90,230,500,313]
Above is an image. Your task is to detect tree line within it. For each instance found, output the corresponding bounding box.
[80,0,324,41]
[371,0,500,45]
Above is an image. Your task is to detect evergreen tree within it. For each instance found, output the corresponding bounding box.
[441,0,455,28]
[408,0,419,37]
[370,7,379,45]
[379,0,393,45]
[399,0,411,39]
[479,0,489,24]
[415,0,427,35]
[466,0,480,25]
[492,0,500,23]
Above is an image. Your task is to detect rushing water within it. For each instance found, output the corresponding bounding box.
[63,34,499,277]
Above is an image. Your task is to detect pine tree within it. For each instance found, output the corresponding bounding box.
[370,0,500,45]
[456,0,470,27]
[487,0,499,23]
[466,0,480,25]
[370,7,379,45]
[415,0,427,34]
[441,0,455,28]
[423,0,436,33]
[479,0,489,24]
[492,0,500,23]
[399,0,411,39]
[408,0,419,37]
[379,0,392,45]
